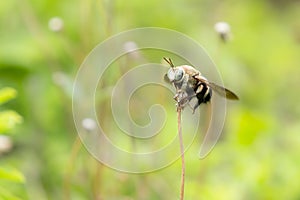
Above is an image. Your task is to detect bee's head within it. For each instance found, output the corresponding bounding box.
[163,57,185,83]
[167,67,184,82]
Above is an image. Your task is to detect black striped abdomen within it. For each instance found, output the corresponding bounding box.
[193,83,212,110]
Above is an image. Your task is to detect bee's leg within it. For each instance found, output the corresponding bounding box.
[192,72,200,78]
[174,91,187,103]
[187,103,195,114]
[174,93,184,110]
[192,101,202,113]
[185,94,197,114]
[173,93,179,101]
[174,91,200,112]
[177,98,188,109]
[175,93,197,113]
[192,104,199,113]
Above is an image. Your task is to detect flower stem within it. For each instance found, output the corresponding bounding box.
[177,107,185,200]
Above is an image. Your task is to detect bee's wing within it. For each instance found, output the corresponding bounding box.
[209,82,239,100]
[195,76,239,100]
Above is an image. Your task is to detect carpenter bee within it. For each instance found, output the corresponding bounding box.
[163,57,238,113]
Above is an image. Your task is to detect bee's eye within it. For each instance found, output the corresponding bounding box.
[167,67,184,82]
[167,68,175,81]
[174,68,184,81]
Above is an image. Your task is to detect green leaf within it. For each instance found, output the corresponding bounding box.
[0,88,17,105]
[0,167,25,183]
[0,186,23,200]
[0,111,23,134]
[0,167,27,199]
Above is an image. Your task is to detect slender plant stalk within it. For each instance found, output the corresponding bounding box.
[177,107,185,200]
[92,163,103,200]
[63,136,82,200]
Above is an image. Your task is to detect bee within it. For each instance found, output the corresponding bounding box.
[163,57,238,113]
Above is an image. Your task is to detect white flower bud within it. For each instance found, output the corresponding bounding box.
[214,22,231,42]
[82,118,97,132]
[0,135,13,155]
[123,41,140,59]
[48,17,64,32]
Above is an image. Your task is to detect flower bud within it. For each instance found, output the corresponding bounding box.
[214,22,231,42]
[82,118,97,132]
[48,17,64,32]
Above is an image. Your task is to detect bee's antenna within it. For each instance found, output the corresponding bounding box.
[163,57,175,68]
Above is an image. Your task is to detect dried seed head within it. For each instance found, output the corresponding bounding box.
[214,22,231,42]
[48,17,64,32]
[123,41,138,52]
[82,118,97,132]
[0,135,13,155]
[123,41,140,59]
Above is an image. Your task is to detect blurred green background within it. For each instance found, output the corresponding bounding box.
[1,0,300,199]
